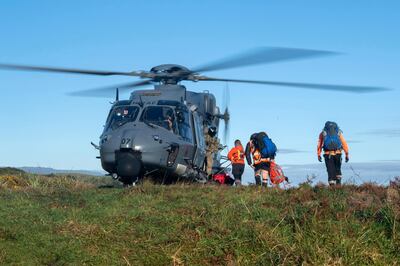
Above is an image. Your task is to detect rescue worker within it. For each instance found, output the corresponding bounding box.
[245,133,271,186]
[227,139,245,186]
[204,126,219,176]
[317,121,349,186]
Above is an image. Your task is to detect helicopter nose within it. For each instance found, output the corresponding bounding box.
[116,151,142,178]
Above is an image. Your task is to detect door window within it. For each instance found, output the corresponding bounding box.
[177,109,193,143]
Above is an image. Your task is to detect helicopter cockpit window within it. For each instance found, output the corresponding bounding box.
[106,106,139,130]
[176,109,193,143]
[141,106,177,132]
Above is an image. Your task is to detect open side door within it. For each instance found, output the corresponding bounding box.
[191,111,206,168]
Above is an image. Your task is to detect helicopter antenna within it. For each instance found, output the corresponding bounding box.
[115,88,119,102]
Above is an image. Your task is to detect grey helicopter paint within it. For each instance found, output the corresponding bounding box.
[98,79,223,184]
[0,47,390,185]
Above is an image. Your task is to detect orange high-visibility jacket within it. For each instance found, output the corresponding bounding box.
[317,132,349,156]
[228,145,245,164]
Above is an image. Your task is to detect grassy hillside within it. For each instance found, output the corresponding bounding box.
[0,167,25,176]
[0,171,399,265]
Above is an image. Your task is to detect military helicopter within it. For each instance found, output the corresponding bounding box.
[0,47,389,185]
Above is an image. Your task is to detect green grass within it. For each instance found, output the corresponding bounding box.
[0,172,399,265]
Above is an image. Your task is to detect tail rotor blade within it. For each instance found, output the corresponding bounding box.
[222,83,231,147]
[222,107,230,147]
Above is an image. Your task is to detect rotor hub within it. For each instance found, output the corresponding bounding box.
[149,64,193,84]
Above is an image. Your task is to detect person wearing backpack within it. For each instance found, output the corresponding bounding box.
[228,140,245,186]
[245,134,259,184]
[245,132,277,186]
[317,121,349,186]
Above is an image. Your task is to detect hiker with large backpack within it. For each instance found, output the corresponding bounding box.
[317,121,349,186]
[227,140,245,186]
[245,132,277,186]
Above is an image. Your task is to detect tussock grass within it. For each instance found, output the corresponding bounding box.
[0,172,399,265]
[0,167,25,176]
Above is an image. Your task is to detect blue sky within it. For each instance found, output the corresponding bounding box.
[0,1,399,177]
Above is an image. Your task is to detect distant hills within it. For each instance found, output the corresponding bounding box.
[18,167,105,176]
[242,161,400,185]
[2,161,399,186]
[0,167,26,175]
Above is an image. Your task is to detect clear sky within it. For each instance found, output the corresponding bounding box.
[0,1,399,174]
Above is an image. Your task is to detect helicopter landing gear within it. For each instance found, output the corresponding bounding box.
[119,175,139,187]
[186,166,208,184]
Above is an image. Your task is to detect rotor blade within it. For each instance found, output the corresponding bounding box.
[0,63,141,76]
[224,124,229,147]
[192,47,339,73]
[198,77,390,93]
[222,83,230,147]
[222,82,231,109]
[223,108,230,147]
[67,80,153,97]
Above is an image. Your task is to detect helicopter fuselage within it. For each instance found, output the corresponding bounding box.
[99,84,221,184]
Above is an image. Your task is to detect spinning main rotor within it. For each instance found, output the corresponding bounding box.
[0,47,390,97]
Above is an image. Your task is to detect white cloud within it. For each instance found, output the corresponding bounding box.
[362,129,400,138]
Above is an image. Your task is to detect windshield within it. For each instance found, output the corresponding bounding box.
[106,106,139,130]
[141,106,176,132]
[177,108,193,143]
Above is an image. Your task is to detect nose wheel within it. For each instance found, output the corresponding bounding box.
[119,175,139,186]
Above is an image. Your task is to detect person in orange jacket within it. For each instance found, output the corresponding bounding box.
[317,121,349,186]
[228,140,245,186]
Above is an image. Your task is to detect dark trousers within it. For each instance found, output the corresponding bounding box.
[254,162,270,186]
[324,154,342,185]
[232,163,245,181]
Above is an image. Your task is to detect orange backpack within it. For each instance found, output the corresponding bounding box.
[269,161,287,185]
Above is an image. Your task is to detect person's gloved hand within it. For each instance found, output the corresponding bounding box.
[345,155,349,163]
[318,155,322,162]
